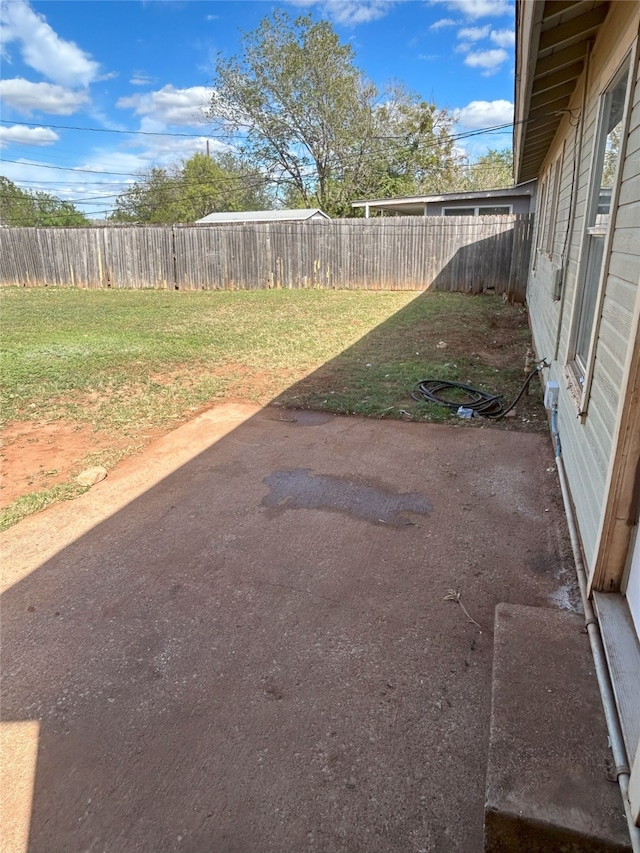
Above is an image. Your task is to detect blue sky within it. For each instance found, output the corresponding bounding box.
[0,0,516,217]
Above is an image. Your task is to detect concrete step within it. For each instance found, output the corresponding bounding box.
[484,603,631,853]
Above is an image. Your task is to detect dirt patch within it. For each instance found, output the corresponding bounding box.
[0,362,277,508]
[0,422,127,507]
[0,366,299,509]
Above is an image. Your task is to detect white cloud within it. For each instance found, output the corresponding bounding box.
[0,77,89,115]
[0,124,60,146]
[204,14,220,21]
[135,135,228,163]
[457,25,490,40]
[464,47,508,73]
[490,28,514,47]
[130,72,155,87]
[430,17,457,29]
[1,129,233,217]
[117,85,211,127]
[455,98,513,129]
[0,158,124,216]
[0,0,100,87]
[429,0,511,20]
[286,0,398,25]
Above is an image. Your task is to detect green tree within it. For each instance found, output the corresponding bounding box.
[208,12,457,217]
[601,124,621,190]
[179,152,268,218]
[109,167,181,224]
[349,88,457,209]
[109,153,268,223]
[0,176,89,226]
[447,148,514,192]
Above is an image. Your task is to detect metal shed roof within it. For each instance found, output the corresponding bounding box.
[351,183,536,215]
[195,209,330,224]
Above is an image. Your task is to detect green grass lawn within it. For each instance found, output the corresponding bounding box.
[1,286,545,529]
[1,287,421,429]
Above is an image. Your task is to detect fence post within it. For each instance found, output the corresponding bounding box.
[0,218,534,294]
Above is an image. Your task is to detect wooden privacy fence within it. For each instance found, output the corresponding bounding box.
[0,215,533,301]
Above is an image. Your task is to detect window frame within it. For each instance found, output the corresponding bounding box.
[532,174,548,270]
[545,151,563,257]
[567,49,635,416]
[442,204,513,216]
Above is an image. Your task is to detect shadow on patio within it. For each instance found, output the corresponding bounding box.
[1,284,580,853]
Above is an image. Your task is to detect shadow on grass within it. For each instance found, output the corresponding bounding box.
[274,289,545,431]
[273,226,538,429]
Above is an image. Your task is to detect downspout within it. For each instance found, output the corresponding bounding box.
[550,405,640,852]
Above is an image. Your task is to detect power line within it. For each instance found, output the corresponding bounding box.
[0,158,272,183]
[0,117,238,140]
[0,116,515,142]
[5,157,512,192]
[0,118,518,218]
[0,175,272,206]
[0,123,512,180]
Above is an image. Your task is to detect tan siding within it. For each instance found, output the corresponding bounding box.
[606,273,639,312]
[528,4,640,576]
[556,390,607,565]
[599,309,632,364]
[618,173,640,206]
[626,122,640,156]
[616,199,640,228]
[610,226,639,257]
[594,335,626,399]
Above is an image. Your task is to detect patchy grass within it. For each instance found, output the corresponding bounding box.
[1,286,545,529]
[275,291,544,427]
[1,287,421,430]
[0,481,89,532]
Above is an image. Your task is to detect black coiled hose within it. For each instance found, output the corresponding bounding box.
[411,362,546,420]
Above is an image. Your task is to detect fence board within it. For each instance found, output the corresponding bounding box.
[0,215,533,300]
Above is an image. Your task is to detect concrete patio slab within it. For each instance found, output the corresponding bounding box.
[0,404,607,853]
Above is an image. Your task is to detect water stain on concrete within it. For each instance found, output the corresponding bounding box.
[270,411,334,426]
[262,468,432,525]
[526,554,560,575]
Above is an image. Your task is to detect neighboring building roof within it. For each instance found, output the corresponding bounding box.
[514,0,609,184]
[195,208,330,224]
[351,182,536,215]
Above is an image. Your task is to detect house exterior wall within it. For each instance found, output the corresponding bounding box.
[424,195,533,215]
[527,2,640,579]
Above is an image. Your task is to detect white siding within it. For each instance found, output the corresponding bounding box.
[527,5,640,572]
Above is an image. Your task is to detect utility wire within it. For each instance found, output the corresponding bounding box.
[0,118,238,140]
[7,159,513,188]
[0,116,514,141]
[0,119,518,179]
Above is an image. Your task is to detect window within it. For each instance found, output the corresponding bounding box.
[572,61,630,382]
[443,207,475,216]
[443,205,512,216]
[532,176,548,269]
[477,205,511,215]
[545,155,562,256]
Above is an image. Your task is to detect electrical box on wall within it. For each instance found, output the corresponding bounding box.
[552,265,564,301]
[544,380,560,410]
